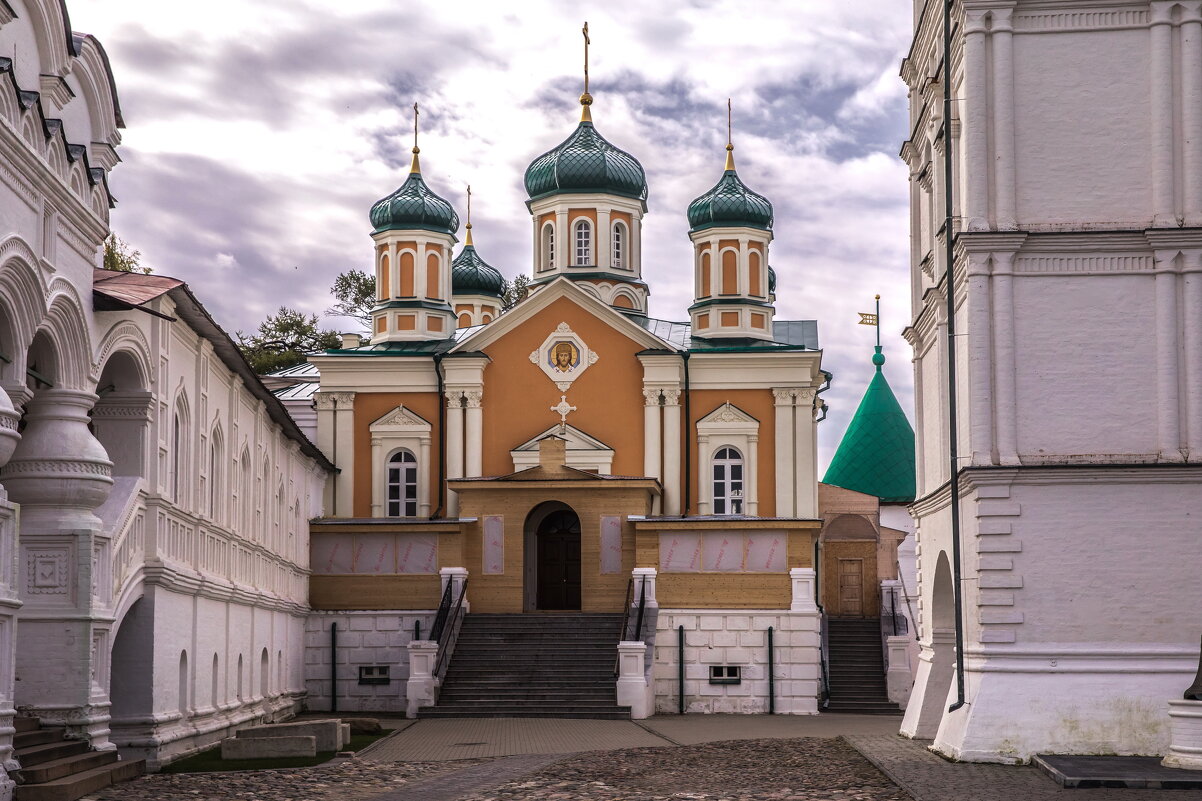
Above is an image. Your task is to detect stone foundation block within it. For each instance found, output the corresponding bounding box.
[222,735,316,759]
[238,719,343,752]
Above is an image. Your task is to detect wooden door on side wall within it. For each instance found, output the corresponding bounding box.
[837,558,863,616]
[536,510,582,610]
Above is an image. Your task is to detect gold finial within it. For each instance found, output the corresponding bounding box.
[410,102,422,173]
[465,185,474,247]
[724,98,736,171]
[580,21,593,122]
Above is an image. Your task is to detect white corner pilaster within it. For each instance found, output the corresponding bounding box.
[962,10,990,231]
[1184,251,1202,459]
[794,388,817,518]
[464,390,483,479]
[991,252,1020,465]
[991,9,1018,230]
[1155,251,1184,461]
[1151,4,1178,226]
[773,389,795,518]
[643,389,661,482]
[445,391,464,517]
[662,390,682,515]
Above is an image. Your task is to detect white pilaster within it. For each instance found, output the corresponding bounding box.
[962,11,990,231]
[662,390,681,516]
[554,210,568,269]
[643,389,661,482]
[794,389,817,518]
[464,391,483,478]
[965,252,993,465]
[1150,5,1177,226]
[747,434,759,516]
[1155,251,1183,461]
[597,209,611,268]
[773,389,794,518]
[333,393,356,517]
[991,10,1018,229]
[1184,251,1202,459]
[445,391,463,517]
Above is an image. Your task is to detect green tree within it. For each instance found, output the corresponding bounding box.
[103,233,150,273]
[326,268,375,326]
[236,307,340,375]
[502,274,531,312]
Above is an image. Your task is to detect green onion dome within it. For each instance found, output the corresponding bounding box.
[687,164,773,232]
[524,121,648,202]
[768,266,777,294]
[451,242,504,298]
[369,159,460,236]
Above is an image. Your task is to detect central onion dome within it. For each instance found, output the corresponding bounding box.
[687,150,773,232]
[524,121,648,202]
[369,155,460,236]
[452,242,504,298]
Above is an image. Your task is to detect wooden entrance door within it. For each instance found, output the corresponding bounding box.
[837,558,863,616]
[536,510,581,610]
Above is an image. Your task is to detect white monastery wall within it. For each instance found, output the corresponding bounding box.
[304,612,435,714]
[652,610,820,715]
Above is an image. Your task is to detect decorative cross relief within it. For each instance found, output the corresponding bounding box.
[529,322,599,391]
[551,395,577,432]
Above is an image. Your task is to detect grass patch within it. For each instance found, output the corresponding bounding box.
[162,731,389,773]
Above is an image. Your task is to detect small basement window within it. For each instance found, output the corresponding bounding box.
[709,665,741,685]
[358,665,390,686]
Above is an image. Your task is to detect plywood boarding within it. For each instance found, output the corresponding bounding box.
[310,574,440,610]
[657,573,791,609]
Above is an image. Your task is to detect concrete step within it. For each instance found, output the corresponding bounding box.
[14,758,144,801]
[12,718,40,733]
[20,751,118,785]
[14,730,67,750]
[15,741,89,769]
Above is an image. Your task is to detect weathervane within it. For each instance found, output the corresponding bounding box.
[725,98,736,171]
[858,294,885,369]
[465,184,473,246]
[580,22,593,121]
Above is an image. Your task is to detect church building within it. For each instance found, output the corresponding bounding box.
[304,80,831,716]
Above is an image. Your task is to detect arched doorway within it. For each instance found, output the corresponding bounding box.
[901,549,957,738]
[524,503,581,611]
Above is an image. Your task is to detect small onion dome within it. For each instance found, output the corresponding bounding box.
[768,266,777,294]
[687,165,773,232]
[524,121,648,202]
[451,244,504,298]
[369,170,460,236]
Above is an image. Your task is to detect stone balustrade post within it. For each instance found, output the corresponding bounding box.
[632,567,657,609]
[615,641,652,719]
[789,568,817,613]
[405,641,439,718]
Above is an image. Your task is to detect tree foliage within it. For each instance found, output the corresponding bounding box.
[502,274,531,312]
[103,233,150,273]
[325,268,375,326]
[236,307,340,375]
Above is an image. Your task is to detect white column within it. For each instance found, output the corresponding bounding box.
[631,212,642,277]
[531,216,540,274]
[991,10,1018,229]
[416,241,428,301]
[992,254,1020,465]
[418,434,432,517]
[464,390,483,478]
[962,11,990,231]
[555,210,568,269]
[1155,251,1184,461]
[773,389,795,518]
[643,389,661,481]
[314,393,337,513]
[1183,251,1202,458]
[662,389,682,516]
[965,252,994,465]
[696,434,711,515]
[333,393,356,517]
[738,238,749,294]
[1151,6,1177,226]
[1183,9,1202,226]
[597,208,611,269]
[793,389,817,518]
[445,391,464,517]
[370,436,383,516]
[746,434,758,516]
[390,242,400,299]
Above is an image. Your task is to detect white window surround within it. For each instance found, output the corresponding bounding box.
[386,449,418,517]
[712,446,744,516]
[370,405,433,518]
[573,219,592,266]
[613,222,626,269]
[541,223,555,271]
[696,402,759,516]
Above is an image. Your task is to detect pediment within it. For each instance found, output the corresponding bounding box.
[370,405,431,431]
[697,402,758,426]
[512,424,613,454]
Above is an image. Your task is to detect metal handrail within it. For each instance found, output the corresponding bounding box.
[632,579,647,641]
[434,577,468,680]
[614,578,634,677]
[428,578,454,642]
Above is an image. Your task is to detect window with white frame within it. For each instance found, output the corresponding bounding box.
[387,450,418,517]
[712,447,744,515]
[541,223,554,271]
[612,222,626,269]
[574,220,592,265]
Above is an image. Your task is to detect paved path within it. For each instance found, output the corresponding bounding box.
[848,735,1202,801]
[362,717,674,761]
[366,753,565,801]
[641,712,903,745]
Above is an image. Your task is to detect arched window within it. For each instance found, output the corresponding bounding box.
[612,222,626,269]
[209,430,223,522]
[541,224,555,271]
[178,650,189,714]
[387,450,418,517]
[260,648,269,698]
[211,653,220,708]
[240,449,252,535]
[172,413,182,502]
[712,447,744,516]
[574,220,592,266]
[236,654,244,701]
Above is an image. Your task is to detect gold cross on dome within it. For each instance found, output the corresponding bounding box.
[551,394,577,431]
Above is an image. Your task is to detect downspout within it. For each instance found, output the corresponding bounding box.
[681,351,692,517]
[943,0,967,713]
[431,353,447,520]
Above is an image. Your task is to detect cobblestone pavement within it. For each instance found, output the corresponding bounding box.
[79,757,480,801]
[847,735,1202,801]
[455,738,910,801]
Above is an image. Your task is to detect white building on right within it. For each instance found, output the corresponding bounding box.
[900,0,1202,762]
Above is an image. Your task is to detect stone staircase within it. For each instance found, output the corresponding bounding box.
[822,617,902,715]
[419,613,630,719]
[12,717,144,801]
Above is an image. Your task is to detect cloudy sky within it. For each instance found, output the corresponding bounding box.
[67,0,915,471]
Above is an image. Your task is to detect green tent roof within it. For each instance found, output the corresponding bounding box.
[823,347,916,503]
